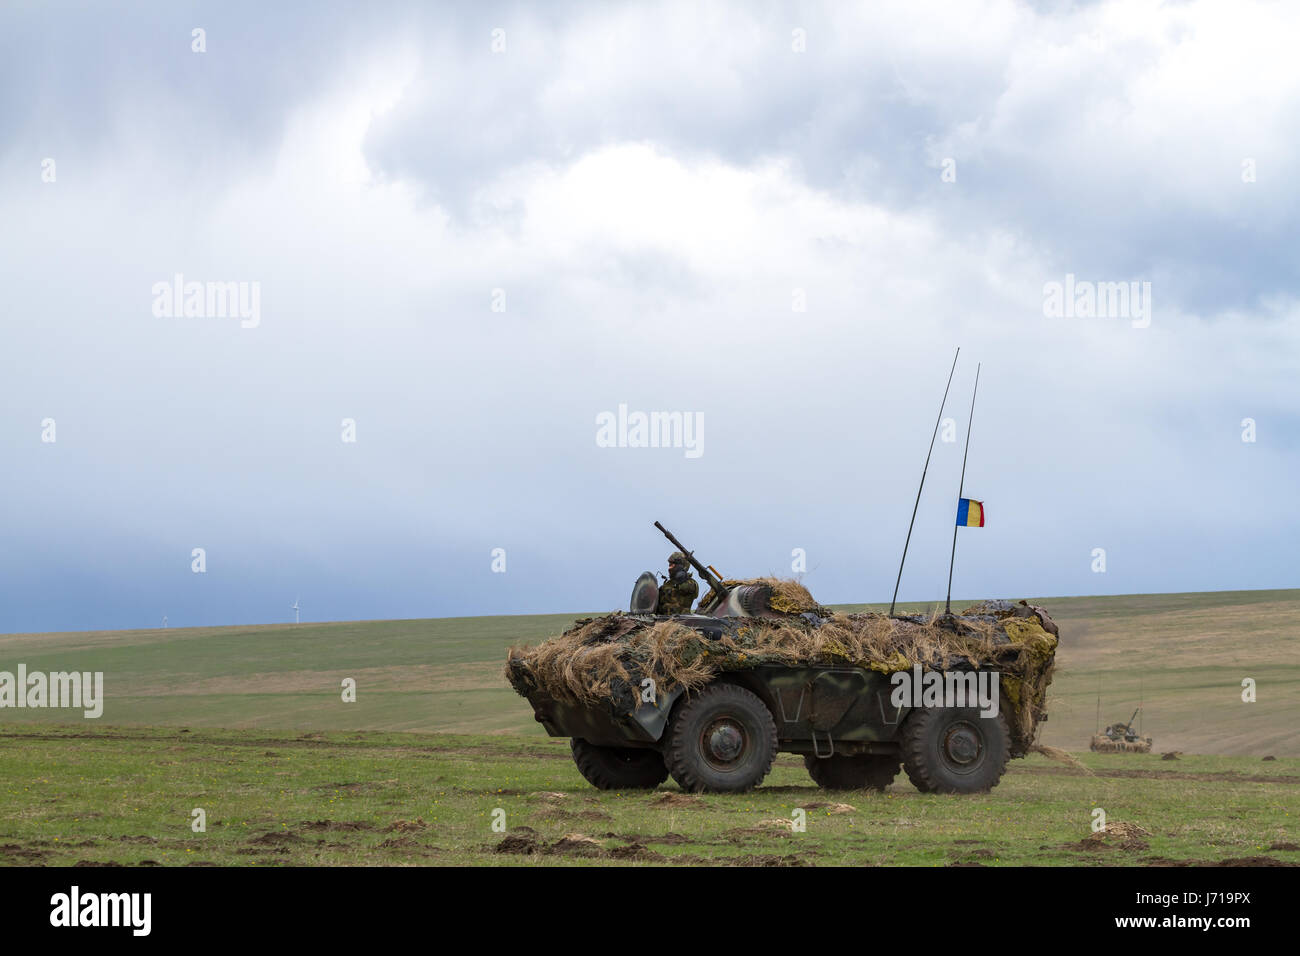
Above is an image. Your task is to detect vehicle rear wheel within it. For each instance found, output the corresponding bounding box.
[804,754,900,791]
[664,684,777,793]
[570,738,669,790]
[900,706,1010,794]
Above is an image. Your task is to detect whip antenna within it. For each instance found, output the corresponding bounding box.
[889,347,960,618]
[945,362,980,616]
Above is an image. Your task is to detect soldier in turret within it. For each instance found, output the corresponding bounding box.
[655,551,699,614]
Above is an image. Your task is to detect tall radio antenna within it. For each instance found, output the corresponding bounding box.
[945,363,981,615]
[889,348,960,618]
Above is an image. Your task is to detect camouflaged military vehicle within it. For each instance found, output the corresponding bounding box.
[506,523,1059,794]
[1090,707,1153,753]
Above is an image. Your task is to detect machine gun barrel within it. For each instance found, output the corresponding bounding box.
[1126,706,1141,730]
[654,521,725,595]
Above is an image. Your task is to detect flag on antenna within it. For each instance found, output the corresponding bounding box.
[956,498,985,527]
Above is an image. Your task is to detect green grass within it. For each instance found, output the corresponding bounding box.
[0,589,1296,866]
[0,725,1294,867]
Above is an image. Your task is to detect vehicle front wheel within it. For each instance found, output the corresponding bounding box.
[570,738,669,790]
[804,754,900,791]
[900,706,1010,794]
[664,683,777,793]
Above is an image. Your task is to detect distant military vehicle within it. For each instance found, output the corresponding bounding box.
[506,523,1060,794]
[1090,707,1152,753]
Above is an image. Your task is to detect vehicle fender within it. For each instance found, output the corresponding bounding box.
[627,684,687,741]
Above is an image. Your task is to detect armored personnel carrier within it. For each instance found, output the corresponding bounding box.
[1090,707,1152,753]
[506,523,1059,794]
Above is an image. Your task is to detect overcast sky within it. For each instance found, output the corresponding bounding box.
[2,0,1297,633]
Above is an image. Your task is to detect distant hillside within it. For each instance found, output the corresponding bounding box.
[1,590,1295,755]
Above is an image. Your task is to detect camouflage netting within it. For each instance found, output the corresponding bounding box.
[505,585,1060,752]
[696,577,828,616]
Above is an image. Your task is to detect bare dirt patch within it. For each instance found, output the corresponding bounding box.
[0,843,50,862]
[299,820,374,832]
[800,802,857,814]
[493,828,613,858]
[307,779,399,794]
[1067,821,1151,852]
[609,843,665,862]
[726,818,795,839]
[612,832,691,845]
[650,793,703,809]
[727,853,810,867]
[494,826,542,855]
[546,809,613,822]
[247,830,307,846]
[547,833,606,858]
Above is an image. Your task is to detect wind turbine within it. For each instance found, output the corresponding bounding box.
[290,597,300,624]
[162,615,168,629]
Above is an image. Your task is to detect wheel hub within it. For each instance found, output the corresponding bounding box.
[942,723,982,767]
[703,720,746,765]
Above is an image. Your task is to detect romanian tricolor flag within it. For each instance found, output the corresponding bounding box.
[956,498,985,527]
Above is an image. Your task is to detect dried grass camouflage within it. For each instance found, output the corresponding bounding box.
[505,586,1059,752]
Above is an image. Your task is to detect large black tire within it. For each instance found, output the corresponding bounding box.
[900,706,1010,794]
[570,738,669,790]
[804,754,900,791]
[664,684,778,793]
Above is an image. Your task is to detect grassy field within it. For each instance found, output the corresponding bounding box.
[0,725,1295,867]
[0,588,1296,866]
[0,589,1294,755]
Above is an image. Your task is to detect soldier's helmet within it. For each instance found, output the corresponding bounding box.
[668,551,688,569]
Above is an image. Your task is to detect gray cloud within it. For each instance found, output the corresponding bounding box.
[1,0,1296,632]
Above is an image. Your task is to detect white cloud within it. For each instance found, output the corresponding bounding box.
[2,0,1297,629]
